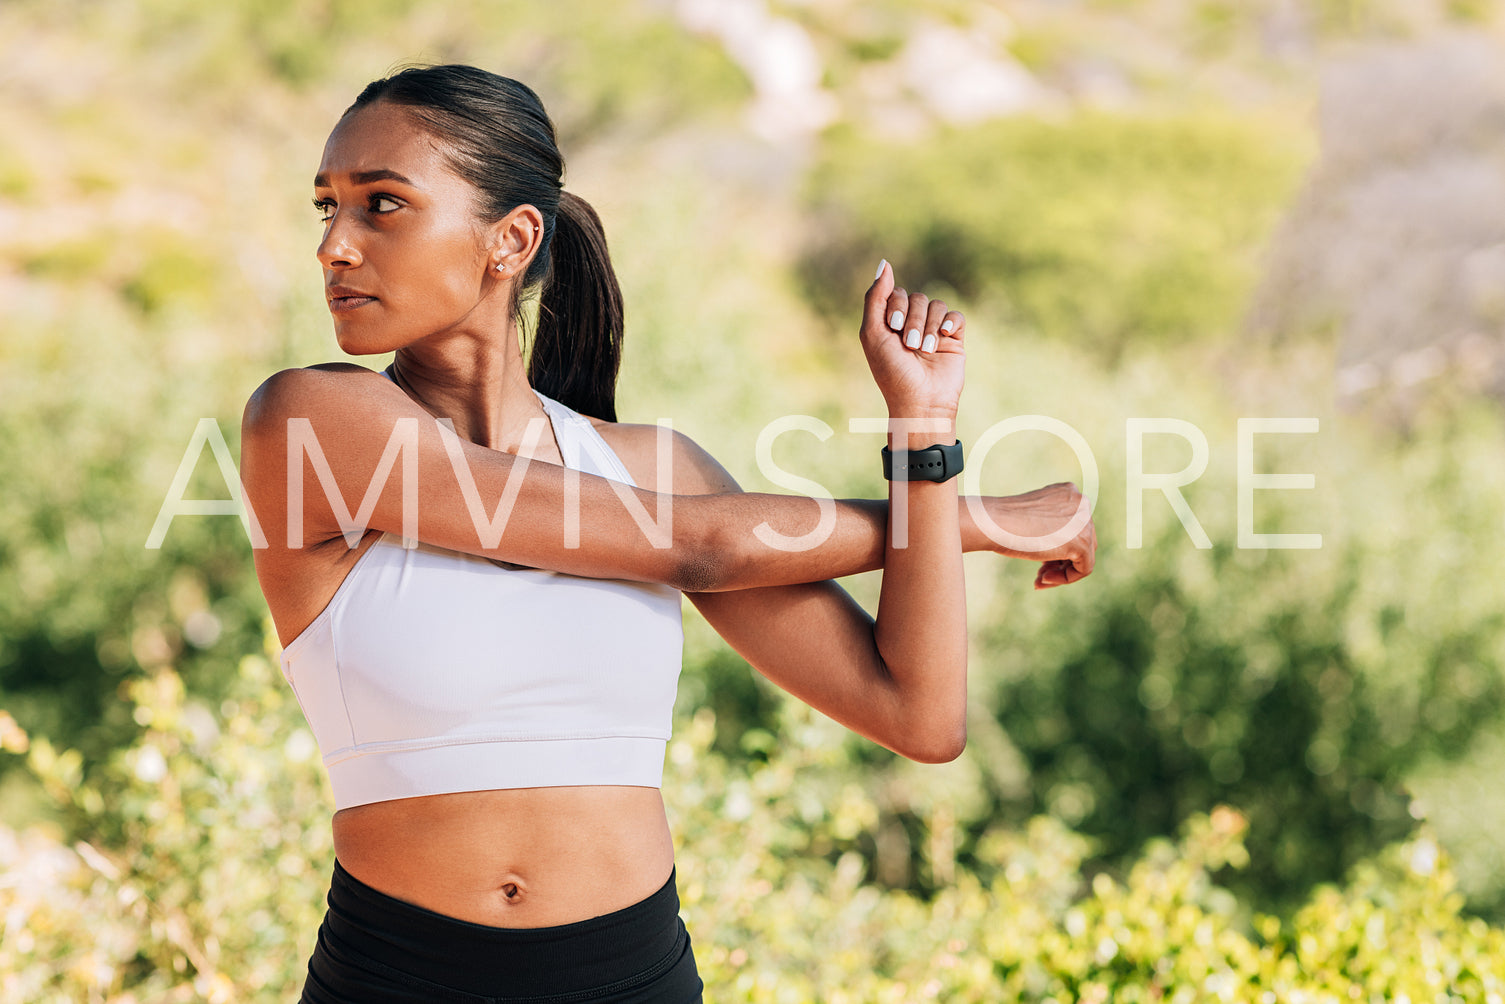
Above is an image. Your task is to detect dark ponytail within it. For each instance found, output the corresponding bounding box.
[531,192,624,422]
[346,65,624,421]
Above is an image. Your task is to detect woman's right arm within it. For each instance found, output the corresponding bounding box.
[241,364,919,594]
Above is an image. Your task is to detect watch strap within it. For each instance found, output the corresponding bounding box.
[881,440,964,482]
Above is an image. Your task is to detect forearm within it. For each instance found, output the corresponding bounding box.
[702,492,1023,584]
[685,428,967,763]
[686,490,988,590]
[762,493,1037,567]
[865,422,967,759]
[686,261,981,762]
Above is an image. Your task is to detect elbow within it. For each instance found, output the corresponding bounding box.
[669,548,726,594]
[904,724,968,764]
[668,516,741,593]
[888,699,966,762]
[876,655,969,763]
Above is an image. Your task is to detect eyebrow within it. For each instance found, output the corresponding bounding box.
[312,168,416,189]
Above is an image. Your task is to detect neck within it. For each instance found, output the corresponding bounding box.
[387,319,550,454]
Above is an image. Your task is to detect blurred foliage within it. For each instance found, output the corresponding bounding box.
[0,648,334,1003]
[0,291,268,764]
[979,512,1505,914]
[5,0,1505,994]
[921,331,1505,917]
[699,335,1505,920]
[5,668,1505,1001]
[799,112,1308,359]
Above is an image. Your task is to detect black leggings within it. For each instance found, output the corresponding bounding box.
[300,860,704,1003]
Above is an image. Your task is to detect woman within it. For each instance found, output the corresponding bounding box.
[242,65,1093,1003]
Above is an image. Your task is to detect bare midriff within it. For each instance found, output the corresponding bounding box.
[331,785,676,928]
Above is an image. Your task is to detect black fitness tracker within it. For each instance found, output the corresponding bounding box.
[881,441,964,482]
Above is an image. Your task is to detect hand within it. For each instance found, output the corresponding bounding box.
[859,261,966,421]
[972,483,1097,589]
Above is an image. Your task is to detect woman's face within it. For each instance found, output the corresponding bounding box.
[313,100,500,355]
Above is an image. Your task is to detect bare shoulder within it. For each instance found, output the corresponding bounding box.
[240,364,400,646]
[239,361,405,548]
[591,419,742,496]
[243,362,389,432]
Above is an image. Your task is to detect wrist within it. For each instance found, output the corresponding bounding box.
[959,496,986,551]
[893,430,955,452]
[882,413,956,451]
[884,402,957,423]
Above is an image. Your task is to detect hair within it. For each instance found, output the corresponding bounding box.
[346,65,624,422]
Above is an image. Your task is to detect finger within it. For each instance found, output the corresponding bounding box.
[1053,495,1094,581]
[920,298,949,354]
[939,309,965,344]
[1069,493,1095,578]
[1061,542,1093,583]
[1035,561,1068,590]
[901,291,931,351]
[886,287,912,339]
[862,260,897,341]
[1079,521,1097,576]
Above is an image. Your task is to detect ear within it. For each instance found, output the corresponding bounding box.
[489,204,545,277]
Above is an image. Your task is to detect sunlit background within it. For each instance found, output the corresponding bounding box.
[3,0,1505,999]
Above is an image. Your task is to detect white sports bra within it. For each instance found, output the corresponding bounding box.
[278,386,685,810]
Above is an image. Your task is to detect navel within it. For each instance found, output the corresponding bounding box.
[494,875,527,907]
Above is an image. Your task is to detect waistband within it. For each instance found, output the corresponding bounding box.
[324,735,668,810]
[323,859,687,997]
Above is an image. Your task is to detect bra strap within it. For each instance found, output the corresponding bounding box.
[534,392,637,486]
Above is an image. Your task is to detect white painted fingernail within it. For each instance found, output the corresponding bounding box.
[940,319,954,333]
[875,259,888,281]
[905,328,921,349]
[921,333,938,353]
[889,311,904,330]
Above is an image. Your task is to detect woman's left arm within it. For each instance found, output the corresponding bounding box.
[614,267,995,762]
[610,425,1093,763]
[686,480,950,762]
[627,430,930,759]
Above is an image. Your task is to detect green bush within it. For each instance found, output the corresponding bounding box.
[5,656,1504,1002]
[952,389,1505,914]
[798,112,1307,359]
[2,648,333,1003]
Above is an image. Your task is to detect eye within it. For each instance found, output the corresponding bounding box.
[369,195,401,213]
[312,197,334,223]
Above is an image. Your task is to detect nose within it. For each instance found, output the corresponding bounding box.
[316,212,363,270]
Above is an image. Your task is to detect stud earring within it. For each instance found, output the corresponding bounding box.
[496,262,506,273]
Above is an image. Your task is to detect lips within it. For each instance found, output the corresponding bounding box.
[327,285,378,312]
